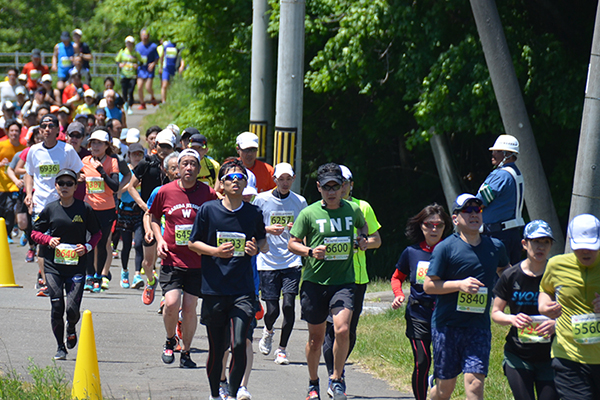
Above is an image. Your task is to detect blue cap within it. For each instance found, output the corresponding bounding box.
[452,193,482,213]
[523,220,554,240]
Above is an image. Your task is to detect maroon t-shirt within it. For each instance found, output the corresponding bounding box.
[149,180,218,269]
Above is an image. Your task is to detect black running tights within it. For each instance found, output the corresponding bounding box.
[504,364,559,400]
[119,225,143,272]
[263,293,296,348]
[409,337,432,400]
[46,273,84,346]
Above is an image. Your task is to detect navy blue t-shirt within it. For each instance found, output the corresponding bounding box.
[427,233,508,329]
[396,243,436,322]
[189,200,266,296]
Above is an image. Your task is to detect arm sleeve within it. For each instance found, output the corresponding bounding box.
[391,269,407,298]
[31,230,52,246]
[98,170,119,192]
[133,158,147,180]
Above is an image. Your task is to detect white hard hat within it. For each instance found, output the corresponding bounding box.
[489,134,519,154]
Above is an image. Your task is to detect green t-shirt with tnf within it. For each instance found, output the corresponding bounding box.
[290,199,366,285]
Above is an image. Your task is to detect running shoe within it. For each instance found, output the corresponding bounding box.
[54,345,68,360]
[127,106,133,115]
[236,386,252,400]
[121,270,130,288]
[258,327,274,355]
[219,380,229,400]
[180,350,197,368]
[274,348,290,365]
[329,379,346,400]
[112,249,119,259]
[19,232,27,246]
[84,275,94,291]
[93,281,101,293]
[306,382,320,400]
[35,277,43,290]
[132,274,144,289]
[66,331,77,349]
[25,248,35,262]
[142,279,157,305]
[36,285,48,297]
[162,336,177,364]
[428,375,435,388]
[7,237,13,244]
[138,103,146,110]
[101,276,110,290]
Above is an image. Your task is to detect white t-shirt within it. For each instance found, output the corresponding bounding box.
[253,189,307,270]
[0,82,23,104]
[26,141,84,213]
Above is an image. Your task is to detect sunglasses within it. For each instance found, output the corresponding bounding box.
[40,123,56,129]
[321,184,341,192]
[460,206,482,214]
[68,133,83,139]
[221,172,247,182]
[56,180,75,187]
[423,222,445,229]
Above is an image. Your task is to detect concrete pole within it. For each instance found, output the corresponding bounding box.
[567,3,600,251]
[274,0,305,193]
[469,0,565,254]
[430,132,462,212]
[249,0,274,164]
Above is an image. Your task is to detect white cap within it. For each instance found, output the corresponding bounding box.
[243,186,258,197]
[569,214,600,251]
[15,86,26,95]
[41,74,53,83]
[72,29,83,36]
[98,98,107,108]
[125,36,135,43]
[112,137,122,149]
[236,131,259,150]
[156,129,176,147]
[340,165,353,181]
[18,74,27,81]
[126,128,140,144]
[452,193,482,213]
[166,123,180,136]
[177,148,200,164]
[89,130,110,143]
[84,89,96,98]
[274,163,295,178]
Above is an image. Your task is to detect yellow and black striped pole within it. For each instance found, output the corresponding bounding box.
[273,127,297,168]
[249,121,268,160]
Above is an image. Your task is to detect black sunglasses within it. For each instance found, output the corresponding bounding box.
[56,180,75,187]
[68,133,83,139]
[40,123,56,129]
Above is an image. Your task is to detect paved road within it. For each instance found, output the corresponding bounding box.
[0,107,412,399]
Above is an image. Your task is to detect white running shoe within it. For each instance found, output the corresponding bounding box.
[237,386,252,400]
[258,327,274,355]
[274,348,290,365]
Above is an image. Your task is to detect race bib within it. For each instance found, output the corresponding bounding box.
[217,232,246,257]
[572,313,600,344]
[30,69,41,80]
[456,287,488,313]
[415,261,430,285]
[166,47,178,58]
[86,177,105,194]
[54,244,79,265]
[324,237,351,261]
[269,211,294,227]
[175,224,193,246]
[517,315,551,344]
[39,162,60,178]
[60,56,71,67]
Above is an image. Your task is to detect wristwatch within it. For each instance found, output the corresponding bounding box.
[85,243,92,253]
[307,248,313,258]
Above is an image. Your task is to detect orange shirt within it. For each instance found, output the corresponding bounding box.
[0,140,25,192]
[246,159,275,193]
[22,62,49,91]
[82,155,119,210]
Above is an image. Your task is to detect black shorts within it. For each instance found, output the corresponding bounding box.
[259,266,301,301]
[552,357,600,400]
[159,265,202,297]
[300,281,355,325]
[200,293,255,328]
[405,315,432,340]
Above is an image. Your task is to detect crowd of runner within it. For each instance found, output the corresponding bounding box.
[3,29,600,400]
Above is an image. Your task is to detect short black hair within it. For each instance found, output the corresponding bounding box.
[6,67,17,75]
[36,105,50,115]
[4,119,21,132]
[104,76,115,85]
[218,159,247,180]
[146,125,162,137]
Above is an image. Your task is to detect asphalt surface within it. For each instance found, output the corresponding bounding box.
[0,106,412,399]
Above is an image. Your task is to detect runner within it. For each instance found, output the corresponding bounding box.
[492,220,558,400]
[539,214,600,400]
[71,29,92,84]
[25,114,84,295]
[104,89,126,127]
[81,130,120,292]
[235,131,275,193]
[188,131,220,191]
[0,119,26,239]
[322,165,382,395]
[41,75,61,107]
[150,148,217,368]
[62,70,90,110]
[74,89,97,116]
[51,32,74,90]
[128,129,175,303]
[145,125,161,154]
[424,193,510,400]
[136,28,159,109]
[21,49,49,92]
[253,162,307,365]
[391,203,451,400]
[188,158,267,400]
[31,168,101,360]
[288,162,368,400]
[158,40,184,103]
[116,36,142,115]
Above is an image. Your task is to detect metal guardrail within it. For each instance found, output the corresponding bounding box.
[0,51,120,78]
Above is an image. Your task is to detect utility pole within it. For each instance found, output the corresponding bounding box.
[249,0,274,164]
[469,0,565,253]
[274,0,305,192]
[568,2,600,250]
[430,131,462,211]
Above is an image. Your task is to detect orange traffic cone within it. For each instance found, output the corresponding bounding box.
[0,217,21,288]
[72,310,102,399]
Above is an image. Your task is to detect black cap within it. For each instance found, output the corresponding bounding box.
[95,108,106,115]
[56,168,77,182]
[317,163,343,186]
[32,49,41,57]
[181,127,199,140]
[60,31,70,41]
[41,114,59,125]
[128,143,145,154]
[189,133,207,146]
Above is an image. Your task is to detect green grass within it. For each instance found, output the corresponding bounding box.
[138,76,190,134]
[352,286,513,399]
[0,361,71,399]
[365,277,392,293]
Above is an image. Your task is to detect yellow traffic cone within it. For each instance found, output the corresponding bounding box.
[0,217,21,288]
[72,310,102,400]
